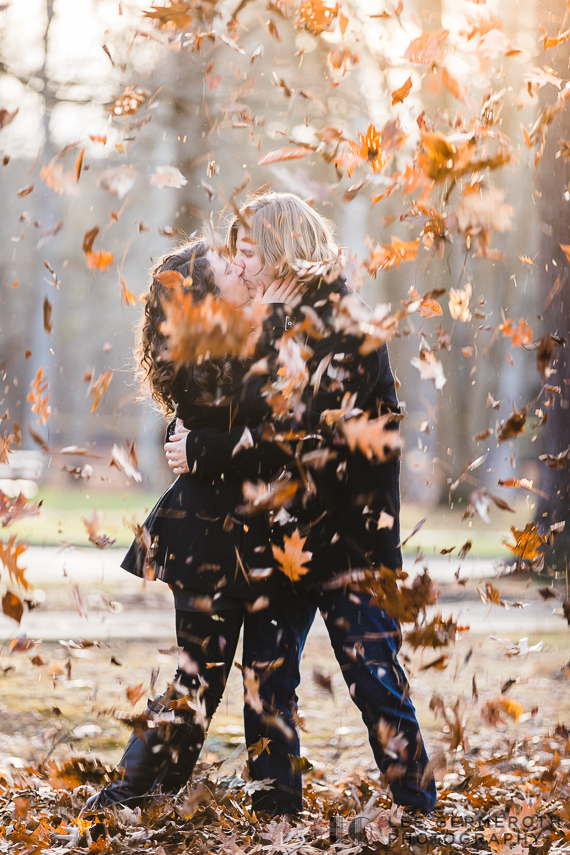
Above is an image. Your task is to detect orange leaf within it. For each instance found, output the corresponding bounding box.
[498,317,532,347]
[86,250,114,271]
[0,490,42,527]
[143,1,193,28]
[0,433,15,464]
[391,76,412,105]
[272,529,312,582]
[75,147,84,181]
[342,413,401,460]
[257,146,313,165]
[40,158,79,197]
[560,243,570,262]
[27,367,51,425]
[544,27,570,50]
[89,369,113,412]
[0,535,30,590]
[441,67,462,99]
[89,134,107,144]
[120,276,137,307]
[404,29,448,64]
[296,0,338,35]
[126,683,146,706]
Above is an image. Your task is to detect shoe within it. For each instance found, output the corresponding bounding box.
[84,692,203,810]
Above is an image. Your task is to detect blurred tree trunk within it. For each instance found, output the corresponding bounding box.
[535,0,570,571]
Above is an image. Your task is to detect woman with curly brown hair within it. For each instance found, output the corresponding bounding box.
[85,240,306,815]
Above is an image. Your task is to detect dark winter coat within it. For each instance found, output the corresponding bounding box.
[120,312,292,600]
[122,275,403,597]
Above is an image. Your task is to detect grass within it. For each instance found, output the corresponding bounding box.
[3,486,534,558]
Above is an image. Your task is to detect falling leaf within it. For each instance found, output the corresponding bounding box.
[17,183,34,197]
[489,636,544,657]
[391,76,412,105]
[75,147,84,181]
[83,509,116,549]
[89,370,113,412]
[401,517,427,547]
[539,446,570,469]
[110,442,142,483]
[502,523,548,562]
[448,283,472,322]
[0,432,14,464]
[0,107,18,129]
[272,529,312,582]
[120,275,137,306]
[27,367,51,425]
[162,291,267,364]
[108,86,149,117]
[98,166,138,199]
[143,1,193,27]
[411,350,447,390]
[486,392,501,409]
[296,0,338,35]
[312,669,334,696]
[497,405,527,442]
[365,236,420,274]
[537,587,556,600]
[543,27,570,50]
[40,158,79,197]
[0,490,42,527]
[86,250,114,271]
[240,478,299,515]
[342,413,401,460]
[0,535,30,590]
[9,635,41,653]
[404,29,449,64]
[232,427,254,457]
[82,226,100,255]
[43,297,52,334]
[150,166,188,189]
[258,146,313,166]
[126,683,146,706]
[2,590,23,623]
[242,665,263,712]
[499,317,533,347]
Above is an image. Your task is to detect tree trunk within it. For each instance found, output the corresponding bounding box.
[534,0,570,572]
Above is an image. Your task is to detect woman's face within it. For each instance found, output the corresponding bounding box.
[233,226,277,297]
[205,249,250,307]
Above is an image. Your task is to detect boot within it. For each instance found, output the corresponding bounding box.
[84,693,203,810]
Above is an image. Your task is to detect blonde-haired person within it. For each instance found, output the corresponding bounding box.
[167,193,437,815]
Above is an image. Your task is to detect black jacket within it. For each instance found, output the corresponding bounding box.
[120,311,292,600]
[123,276,403,596]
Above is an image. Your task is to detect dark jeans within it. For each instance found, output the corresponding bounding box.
[173,589,436,815]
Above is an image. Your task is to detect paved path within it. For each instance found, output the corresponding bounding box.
[1,546,567,642]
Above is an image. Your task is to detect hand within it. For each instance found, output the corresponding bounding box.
[255,274,304,305]
[164,429,190,475]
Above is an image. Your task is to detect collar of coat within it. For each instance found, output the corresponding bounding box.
[284,274,348,329]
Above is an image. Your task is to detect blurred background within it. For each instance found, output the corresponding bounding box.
[0,0,568,561]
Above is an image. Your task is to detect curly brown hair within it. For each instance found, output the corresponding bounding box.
[136,240,232,415]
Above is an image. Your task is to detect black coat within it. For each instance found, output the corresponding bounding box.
[122,278,402,596]
[120,313,292,600]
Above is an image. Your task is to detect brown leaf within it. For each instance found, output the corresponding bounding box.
[17,184,34,197]
[0,490,42,527]
[143,1,193,27]
[0,432,14,464]
[272,529,312,582]
[539,447,570,469]
[2,590,23,623]
[0,107,18,129]
[240,478,299,515]
[258,146,313,166]
[536,332,554,382]
[126,683,146,706]
[312,669,334,697]
[89,370,113,412]
[75,147,84,181]
[108,85,149,117]
[497,405,527,442]
[120,275,137,307]
[43,297,52,334]
[537,587,556,600]
[391,76,412,104]
[82,226,100,255]
[83,509,116,549]
[404,29,449,64]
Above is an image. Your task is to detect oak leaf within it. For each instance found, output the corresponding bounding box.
[296,0,338,35]
[143,1,193,28]
[0,535,30,590]
[86,250,114,271]
[272,529,312,582]
[342,413,401,461]
[411,350,447,391]
[111,442,142,483]
[2,590,23,623]
[0,490,42,527]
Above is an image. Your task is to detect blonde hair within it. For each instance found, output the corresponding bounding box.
[227,192,343,282]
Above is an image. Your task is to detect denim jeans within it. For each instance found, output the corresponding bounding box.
[174,588,437,816]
